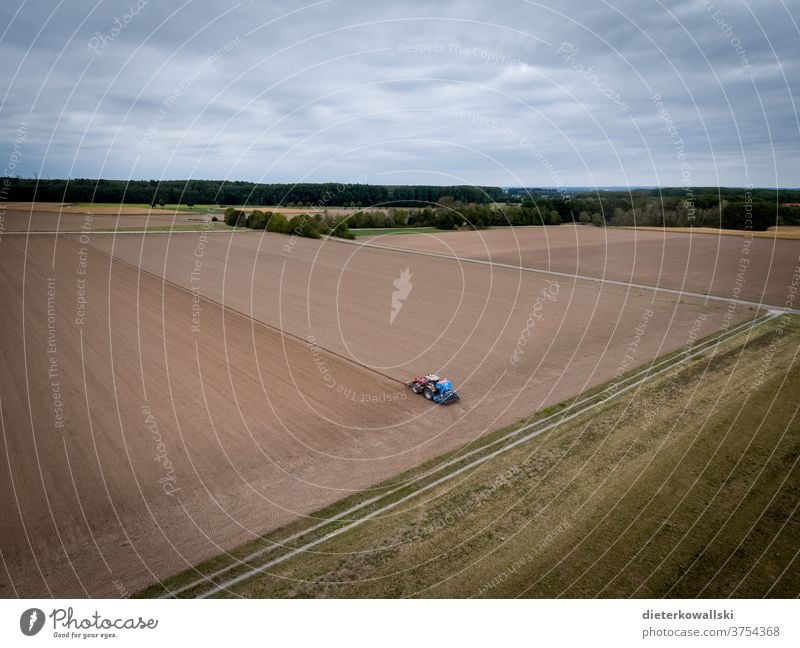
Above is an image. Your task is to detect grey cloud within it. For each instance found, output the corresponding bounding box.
[0,0,797,186]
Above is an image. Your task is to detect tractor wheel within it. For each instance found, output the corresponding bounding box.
[423,387,434,400]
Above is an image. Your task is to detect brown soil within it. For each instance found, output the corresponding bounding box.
[1,208,212,231]
[0,234,432,597]
[627,225,800,240]
[3,202,160,215]
[82,230,755,397]
[0,226,757,597]
[360,225,800,305]
[225,318,800,598]
[1,202,379,222]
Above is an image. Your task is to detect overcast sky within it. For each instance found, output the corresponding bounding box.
[1,0,798,187]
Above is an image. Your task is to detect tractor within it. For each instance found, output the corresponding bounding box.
[406,374,460,405]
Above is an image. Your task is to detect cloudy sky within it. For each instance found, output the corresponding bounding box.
[1,0,798,187]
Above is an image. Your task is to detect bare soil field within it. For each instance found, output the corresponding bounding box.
[0,234,445,597]
[0,228,760,598]
[361,225,800,305]
[83,231,755,416]
[3,202,159,215]
[0,204,380,232]
[627,225,800,240]
[0,208,214,231]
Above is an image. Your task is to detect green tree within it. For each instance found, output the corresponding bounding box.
[247,210,268,229]
[435,210,456,230]
[329,219,355,240]
[266,212,289,233]
[289,215,321,239]
[224,207,247,227]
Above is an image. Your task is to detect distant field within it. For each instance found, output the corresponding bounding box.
[1,208,222,231]
[627,225,800,240]
[88,223,233,233]
[366,225,800,304]
[5,201,385,218]
[351,226,438,237]
[4,201,198,215]
[74,202,209,210]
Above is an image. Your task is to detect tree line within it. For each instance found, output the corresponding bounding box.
[5,177,798,231]
[344,193,799,231]
[523,189,800,230]
[2,177,503,207]
[224,207,355,240]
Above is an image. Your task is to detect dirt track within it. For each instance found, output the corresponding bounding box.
[360,225,800,305]
[0,226,758,597]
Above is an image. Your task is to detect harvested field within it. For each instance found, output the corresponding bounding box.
[361,225,800,305]
[628,225,800,240]
[3,202,163,216]
[0,208,217,231]
[2,202,376,220]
